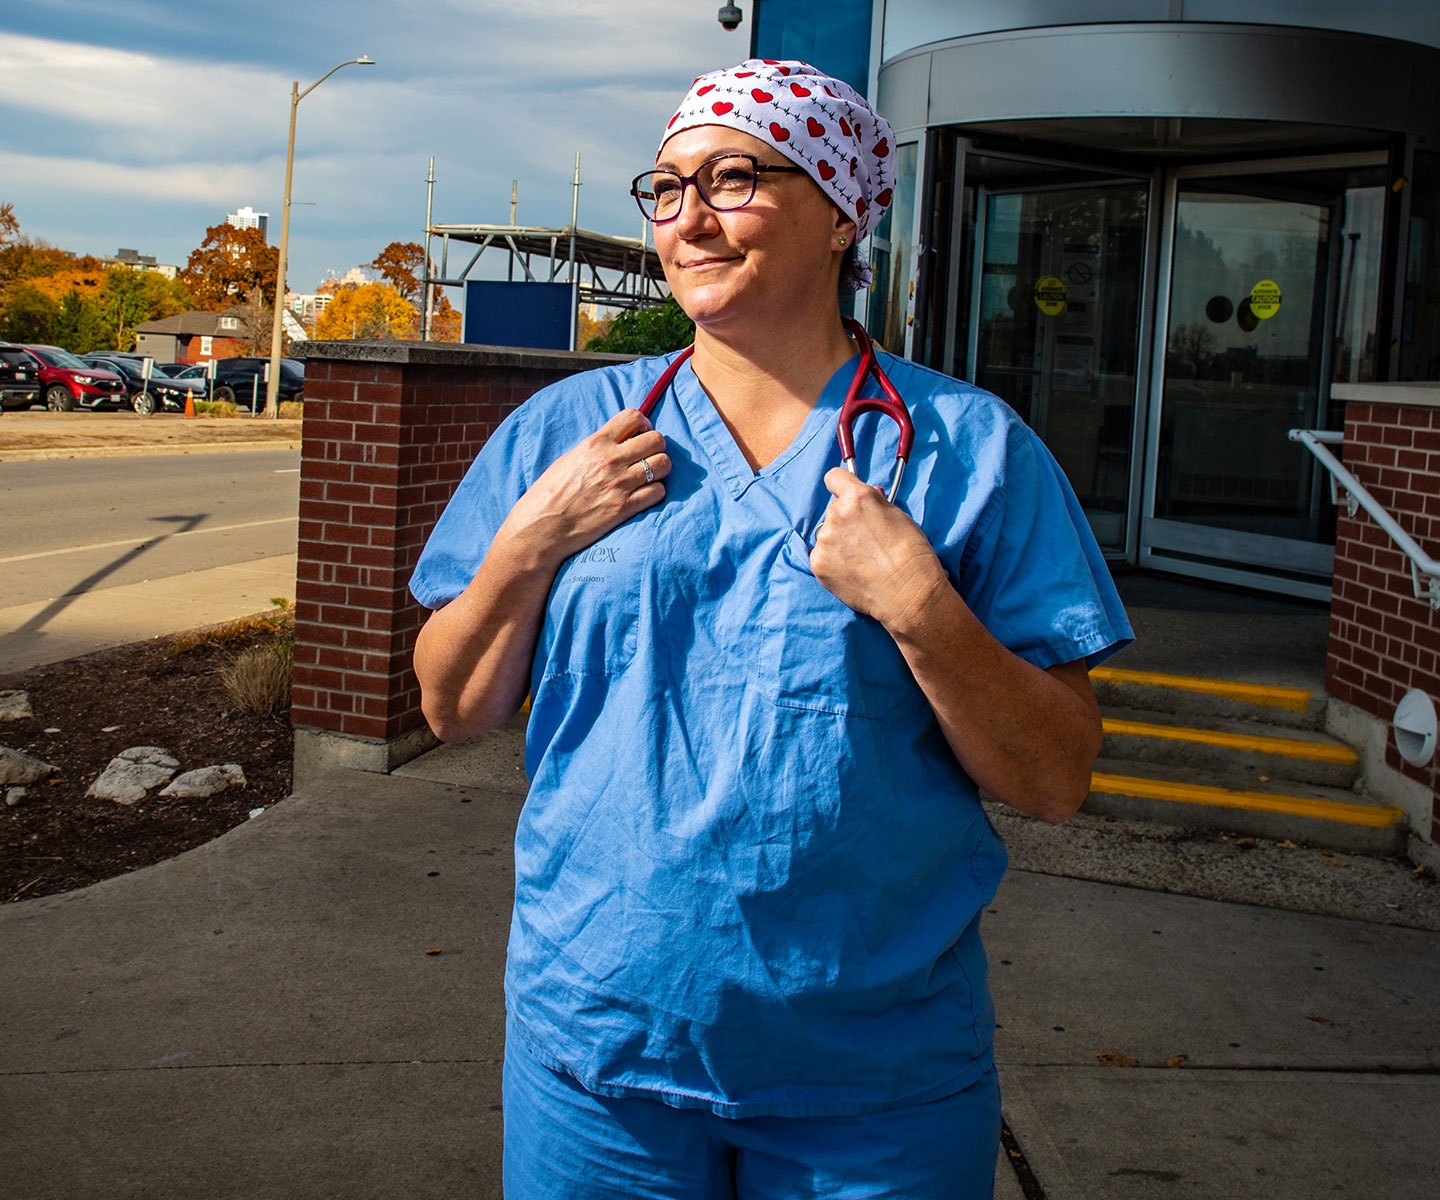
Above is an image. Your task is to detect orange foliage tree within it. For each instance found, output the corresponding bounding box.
[314,282,417,340]
[180,224,279,309]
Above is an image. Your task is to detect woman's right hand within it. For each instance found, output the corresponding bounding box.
[502,408,671,565]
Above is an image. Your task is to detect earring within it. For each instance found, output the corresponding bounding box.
[839,236,847,246]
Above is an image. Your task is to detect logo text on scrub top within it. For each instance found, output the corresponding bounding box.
[574,546,619,564]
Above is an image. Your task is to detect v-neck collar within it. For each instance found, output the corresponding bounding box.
[669,355,855,501]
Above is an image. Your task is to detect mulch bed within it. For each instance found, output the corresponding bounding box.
[1,625,293,904]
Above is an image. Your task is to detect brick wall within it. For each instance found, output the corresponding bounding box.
[291,341,626,772]
[1325,397,1440,836]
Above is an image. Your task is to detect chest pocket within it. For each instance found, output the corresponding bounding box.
[752,531,913,721]
[539,513,657,678]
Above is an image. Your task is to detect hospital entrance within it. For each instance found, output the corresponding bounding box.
[929,142,1392,602]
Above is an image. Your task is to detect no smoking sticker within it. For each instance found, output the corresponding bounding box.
[1034,275,1067,317]
[1249,279,1282,319]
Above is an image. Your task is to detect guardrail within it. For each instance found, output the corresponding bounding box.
[1289,427,1440,610]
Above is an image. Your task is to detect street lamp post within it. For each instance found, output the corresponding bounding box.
[265,55,375,418]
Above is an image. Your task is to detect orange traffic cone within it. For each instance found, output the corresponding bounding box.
[184,391,196,420]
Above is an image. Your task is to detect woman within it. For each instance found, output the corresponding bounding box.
[412,60,1131,1199]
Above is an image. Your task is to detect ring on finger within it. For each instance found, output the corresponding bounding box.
[639,457,654,484]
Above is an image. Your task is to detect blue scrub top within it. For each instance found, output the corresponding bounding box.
[412,351,1132,1118]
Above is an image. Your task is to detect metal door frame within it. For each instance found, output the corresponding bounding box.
[955,149,1156,560]
[1138,149,1386,601]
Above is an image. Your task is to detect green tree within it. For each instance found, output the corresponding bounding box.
[0,282,58,343]
[584,296,694,355]
[51,289,111,353]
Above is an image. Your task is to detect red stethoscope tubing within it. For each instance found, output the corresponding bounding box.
[637,317,914,504]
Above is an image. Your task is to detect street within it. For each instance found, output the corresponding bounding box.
[0,449,300,670]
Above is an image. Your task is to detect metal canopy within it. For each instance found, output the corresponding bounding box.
[425,223,669,310]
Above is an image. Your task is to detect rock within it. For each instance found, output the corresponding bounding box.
[0,746,58,786]
[6,787,27,807]
[87,746,179,805]
[159,764,247,799]
[0,690,33,721]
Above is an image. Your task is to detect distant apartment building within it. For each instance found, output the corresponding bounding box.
[101,248,179,280]
[226,206,269,239]
[285,290,334,329]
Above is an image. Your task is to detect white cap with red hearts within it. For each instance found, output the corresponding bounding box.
[661,59,897,262]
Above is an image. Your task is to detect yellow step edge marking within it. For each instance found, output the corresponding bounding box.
[1089,772,1402,829]
[1102,718,1358,765]
[1090,666,1312,713]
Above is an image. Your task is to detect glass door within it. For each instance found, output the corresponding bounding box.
[967,177,1149,551]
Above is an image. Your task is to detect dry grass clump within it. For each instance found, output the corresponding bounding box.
[194,400,240,418]
[165,599,294,657]
[221,639,293,717]
[277,400,303,420]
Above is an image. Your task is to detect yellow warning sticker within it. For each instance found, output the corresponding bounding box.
[1034,275,1067,317]
[1249,279,1282,319]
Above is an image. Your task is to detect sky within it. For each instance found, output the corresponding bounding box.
[0,0,748,296]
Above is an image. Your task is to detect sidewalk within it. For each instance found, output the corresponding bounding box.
[3,751,1436,1199]
[0,411,302,460]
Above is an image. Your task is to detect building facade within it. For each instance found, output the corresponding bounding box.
[226,206,270,239]
[752,1,1440,599]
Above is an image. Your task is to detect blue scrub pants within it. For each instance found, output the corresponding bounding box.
[502,1024,1000,1199]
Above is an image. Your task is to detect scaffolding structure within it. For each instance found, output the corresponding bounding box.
[423,224,669,311]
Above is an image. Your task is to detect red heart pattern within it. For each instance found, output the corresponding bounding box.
[666,60,897,245]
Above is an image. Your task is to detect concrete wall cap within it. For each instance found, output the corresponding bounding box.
[297,340,635,371]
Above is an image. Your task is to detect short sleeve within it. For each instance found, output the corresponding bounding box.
[957,423,1132,670]
[409,402,534,609]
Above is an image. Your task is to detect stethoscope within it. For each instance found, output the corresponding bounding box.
[637,316,915,504]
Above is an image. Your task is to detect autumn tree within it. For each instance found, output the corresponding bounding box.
[314,282,416,340]
[228,287,275,354]
[180,224,279,309]
[428,290,462,342]
[0,203,18,250]
[369,241,425,306]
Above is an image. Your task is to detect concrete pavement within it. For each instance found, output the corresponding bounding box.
[0,552,299,672]
[4,750,1437,1198]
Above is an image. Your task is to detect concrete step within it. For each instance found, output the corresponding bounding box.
[1100,708,1360,789]
[1090,665,1326,730]
[1084,757,1406,855]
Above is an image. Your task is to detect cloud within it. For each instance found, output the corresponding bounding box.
[0,150,270,205]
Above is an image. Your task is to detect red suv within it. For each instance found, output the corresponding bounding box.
[21,344,129,411]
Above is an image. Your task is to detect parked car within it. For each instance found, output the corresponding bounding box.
[0,342,43,411]
[80,352,205,415]
[19,344,128,411]
[205,356,305,409]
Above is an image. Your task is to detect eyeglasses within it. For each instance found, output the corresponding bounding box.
[631,153,809,224]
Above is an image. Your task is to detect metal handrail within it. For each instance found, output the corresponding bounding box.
[1289,427,1440,610]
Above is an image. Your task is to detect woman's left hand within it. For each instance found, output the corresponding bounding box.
[810,468,946,630]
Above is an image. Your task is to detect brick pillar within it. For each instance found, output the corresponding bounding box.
[290,341,623,780]
[1324,385,1440,845]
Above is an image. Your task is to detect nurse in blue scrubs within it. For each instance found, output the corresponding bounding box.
[411,58,1131,1200]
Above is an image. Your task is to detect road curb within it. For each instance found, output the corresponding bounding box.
[0,440,301,462]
